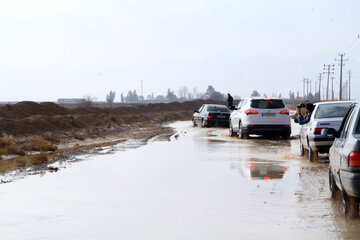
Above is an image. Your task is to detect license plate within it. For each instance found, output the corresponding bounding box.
[262,113,275,117]
[217,115,226,118]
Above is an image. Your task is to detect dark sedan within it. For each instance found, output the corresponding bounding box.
[192,104,230,127]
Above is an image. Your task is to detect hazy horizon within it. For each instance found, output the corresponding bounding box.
[1,0,360,101]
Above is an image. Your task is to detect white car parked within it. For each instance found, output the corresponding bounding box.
[229,97,291,139]
[299,101,353,161]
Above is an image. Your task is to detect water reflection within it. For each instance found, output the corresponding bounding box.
[231,158,289,180]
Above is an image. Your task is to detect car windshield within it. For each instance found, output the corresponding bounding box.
[207,106,230,112]
[314,103,352,119]
[250,99,285,109]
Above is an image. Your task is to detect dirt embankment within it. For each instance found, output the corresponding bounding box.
[0,100,224,172]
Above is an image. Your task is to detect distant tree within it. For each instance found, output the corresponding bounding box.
[120,92,125,103]
[155,95,165,102]
[166,88,178,102]
[106,90,116,104]
[192,87,199,99]
[289,91,295,100]
[209,91,225,101]
[278,93,282,98]
[251,90,260,97]
[264,94,267,98]
[178,86,189,100]
[206,85,215,98]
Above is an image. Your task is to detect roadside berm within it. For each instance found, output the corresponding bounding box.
[0,100,223,173]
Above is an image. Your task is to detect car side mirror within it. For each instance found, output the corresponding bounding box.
[321,128,339,138]
[194,110,199,113]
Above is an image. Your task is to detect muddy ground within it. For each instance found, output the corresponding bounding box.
[0,100,223,173]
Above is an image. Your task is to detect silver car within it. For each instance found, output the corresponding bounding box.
[327,100,360,217]
[299,101,353,161]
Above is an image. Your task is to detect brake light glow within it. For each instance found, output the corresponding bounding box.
[349,152,360,167]
[284,125,289,127]
[247,124,254,127]
[264,99,271,101]
[244,110,258,115]
[280,110,289,115]
[313,128,322,135]
[207,115,213,119]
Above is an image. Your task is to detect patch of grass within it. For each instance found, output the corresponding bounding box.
[22,137,58,152]
[69,129,84,140]
[29,152,48,165]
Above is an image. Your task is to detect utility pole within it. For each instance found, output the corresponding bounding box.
[318,73,322,101]
[348,70,351,100]
[335,54,349,100]
[140,80,143,101]
[302,78,306,99]
[331,77,335,100]
[323,64,334,100]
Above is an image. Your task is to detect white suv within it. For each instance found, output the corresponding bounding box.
[229,97,291,139]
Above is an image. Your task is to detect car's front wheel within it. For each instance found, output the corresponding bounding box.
[192,118,197,127]
[329,168,339,198]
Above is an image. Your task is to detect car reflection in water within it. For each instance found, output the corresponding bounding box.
[231,158,289,180]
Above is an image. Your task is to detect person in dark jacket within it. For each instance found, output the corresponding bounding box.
[227,93,234,108]
[296,103,315,125]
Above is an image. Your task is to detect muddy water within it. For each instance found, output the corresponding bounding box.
[1,122,360,239]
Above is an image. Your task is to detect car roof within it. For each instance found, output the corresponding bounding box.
[314,100,354,105]
[203,104,228,107]
[242,97,283,100]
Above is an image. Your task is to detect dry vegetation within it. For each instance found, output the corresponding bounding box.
[0,133,25,156]
[21,137,57,152]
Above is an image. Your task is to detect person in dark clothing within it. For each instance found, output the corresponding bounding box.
[296,103,315,125]
[227,93,234,108]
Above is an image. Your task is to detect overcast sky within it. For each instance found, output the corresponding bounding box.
[1,0,360,101]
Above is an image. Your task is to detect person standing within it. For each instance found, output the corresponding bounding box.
[227,93,233,108]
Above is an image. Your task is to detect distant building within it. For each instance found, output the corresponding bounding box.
[57,98,86,104]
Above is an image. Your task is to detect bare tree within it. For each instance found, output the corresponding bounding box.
[83,95,97,107]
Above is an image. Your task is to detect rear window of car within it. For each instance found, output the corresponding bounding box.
[314,103,352,119]
[207,106,230,112]
[250,99,285,109]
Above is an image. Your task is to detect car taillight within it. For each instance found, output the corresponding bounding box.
[248,124,254,127]
[284,125,289,127]
[207,115,213,119]
[313,128,322,135]
[280,110,289,114]
[264,99,271,101]
[349,152,360,167]
[244,110,258,115]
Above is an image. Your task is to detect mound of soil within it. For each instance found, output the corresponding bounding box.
[0,100,225,137]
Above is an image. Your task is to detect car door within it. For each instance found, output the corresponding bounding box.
[232,99,246,131]
[195,105,204,124]
[331,105,357,182]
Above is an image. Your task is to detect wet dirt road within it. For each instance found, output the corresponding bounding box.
[1,121,360,239]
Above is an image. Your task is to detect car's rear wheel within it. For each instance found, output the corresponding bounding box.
[308,147,317,162]
[238,122,249,139]
[282,133,291,139]
[329,168,339,198]
[342,191,359,217]
[201,119,207,128]
[229,122,236,137]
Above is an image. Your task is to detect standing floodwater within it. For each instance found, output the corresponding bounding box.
[0,122,360,239]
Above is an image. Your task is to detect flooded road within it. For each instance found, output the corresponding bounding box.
[1,121,360,239]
